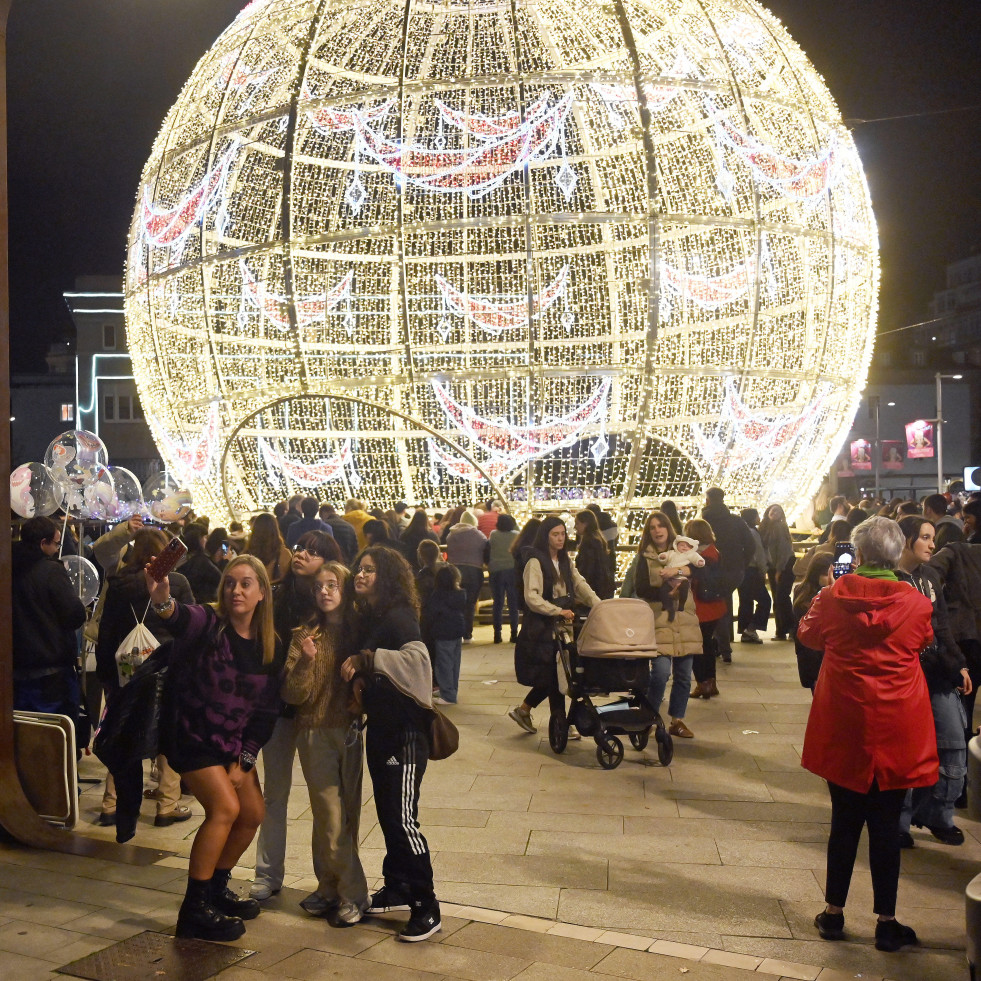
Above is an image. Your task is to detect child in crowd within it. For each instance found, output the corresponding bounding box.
[423,563,466,705]
[657,535,704,618]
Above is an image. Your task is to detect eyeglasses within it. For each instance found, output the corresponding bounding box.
[354,566,376,577]
[315,581,341,594]
[293,544,324,559]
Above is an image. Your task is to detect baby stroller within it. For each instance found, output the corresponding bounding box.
[551,598,673,770]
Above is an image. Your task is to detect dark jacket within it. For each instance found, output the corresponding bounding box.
[179,551,221,604]
[929,542,981,642]
[701,502,754,591]
[324,516,358,562]
[357,604,427,733]
[574,536,614,599]
[424,587,467,641]
[399,528,440,565]
[95,565,194,688]
[11,541,87,680]
[898,564,966,693]
[285,515,335,547]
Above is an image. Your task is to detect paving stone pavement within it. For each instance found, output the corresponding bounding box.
[0,626,976,980]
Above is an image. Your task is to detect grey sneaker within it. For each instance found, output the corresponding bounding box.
[299,892,337,916]
[508,706,536,733]
[328,901,364,927]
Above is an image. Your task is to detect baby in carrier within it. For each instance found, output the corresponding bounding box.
[657,535,704,620]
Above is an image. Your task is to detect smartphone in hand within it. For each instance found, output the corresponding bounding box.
[146,537,188,582]
[831,541,855,580]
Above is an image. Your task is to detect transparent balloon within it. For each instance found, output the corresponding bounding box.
[9,462,61,519]
[101,466,144,521]
[44,430,109,492]
[62,555,101,607]
[143,471,193,522]
[63,465,116,520]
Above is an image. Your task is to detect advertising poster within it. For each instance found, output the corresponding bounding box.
[850,439,872,470]
[906,420,935,459]
[881,441,904,470]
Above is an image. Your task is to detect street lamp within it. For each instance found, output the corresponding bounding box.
[936,372,963,493]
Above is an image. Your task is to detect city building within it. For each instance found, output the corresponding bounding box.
[64,276,160,481]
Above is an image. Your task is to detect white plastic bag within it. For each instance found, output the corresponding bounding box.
[115,604,159,686]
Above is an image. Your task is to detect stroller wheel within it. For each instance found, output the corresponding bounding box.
[629,728,650,752]
[548,714,569,754]
[655,726,674,766]
[596,735,624,770]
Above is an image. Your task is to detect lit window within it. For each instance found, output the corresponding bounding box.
[60,403,74,422]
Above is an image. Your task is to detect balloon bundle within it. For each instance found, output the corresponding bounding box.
[9,428,195,606]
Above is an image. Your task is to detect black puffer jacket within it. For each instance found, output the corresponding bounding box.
[701,502,755,591]
[11,542,87,679]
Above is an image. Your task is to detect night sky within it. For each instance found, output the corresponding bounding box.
[7,0,981,371]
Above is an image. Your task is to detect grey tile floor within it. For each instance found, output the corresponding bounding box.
[0,626,974,980]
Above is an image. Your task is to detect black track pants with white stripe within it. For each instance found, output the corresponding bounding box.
[366,726,435,904]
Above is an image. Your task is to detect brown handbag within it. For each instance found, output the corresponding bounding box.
[428,707,459,760]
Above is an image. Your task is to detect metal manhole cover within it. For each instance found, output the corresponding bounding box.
[57,931,254,981]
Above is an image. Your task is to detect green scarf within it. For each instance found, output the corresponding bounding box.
[856,565,898,581]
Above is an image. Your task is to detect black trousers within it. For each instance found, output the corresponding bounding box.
[525,684,565,717]
[737,568,771,632]
[366,727,434,904]
[692,619,720,683]
[768,560,796,637]
[456,565,484,639]
[825,779,906,916]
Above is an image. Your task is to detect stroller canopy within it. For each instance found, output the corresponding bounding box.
[577,599,659,659]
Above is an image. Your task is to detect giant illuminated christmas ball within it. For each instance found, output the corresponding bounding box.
[125,0,877,527]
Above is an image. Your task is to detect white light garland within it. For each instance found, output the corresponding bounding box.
[125,0,878,525]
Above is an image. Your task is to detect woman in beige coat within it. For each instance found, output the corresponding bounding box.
[621,510,702,738]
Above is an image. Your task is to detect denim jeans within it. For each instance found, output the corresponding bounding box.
[646,655,693,720]
[900,688,967,832]
[432,638,462,702]
[489,569,519,635]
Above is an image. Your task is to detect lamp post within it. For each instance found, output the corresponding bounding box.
[936,372,963,493]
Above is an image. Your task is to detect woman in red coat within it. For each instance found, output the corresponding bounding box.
[799,516,936,953]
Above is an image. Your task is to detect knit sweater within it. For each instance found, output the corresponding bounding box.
[280,622,354,729]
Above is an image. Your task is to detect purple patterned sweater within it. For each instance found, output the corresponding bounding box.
[167,603,283,763]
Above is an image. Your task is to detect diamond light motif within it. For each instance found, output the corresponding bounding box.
[125,0,878,526]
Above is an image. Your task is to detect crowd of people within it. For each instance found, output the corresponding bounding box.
[10,484,981,954]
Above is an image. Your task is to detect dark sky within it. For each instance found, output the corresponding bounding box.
[7,1,981,372]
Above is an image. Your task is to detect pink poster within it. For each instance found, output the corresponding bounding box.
[905,420,935,459]
[881,441,904,470]
[850,439,872,471]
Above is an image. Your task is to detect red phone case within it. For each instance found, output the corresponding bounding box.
[147,538,188,582]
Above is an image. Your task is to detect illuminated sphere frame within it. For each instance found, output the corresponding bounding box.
[125,0,878,528]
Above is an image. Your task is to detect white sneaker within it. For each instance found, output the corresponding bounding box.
[433,695,455,706]
[249,881,279,901]
[508,706,536,733]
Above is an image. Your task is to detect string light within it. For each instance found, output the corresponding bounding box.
[124,0,878,525]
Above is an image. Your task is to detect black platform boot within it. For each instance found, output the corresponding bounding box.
[176,876,245,941]
[210,868,261,920]
[493,629,503,644]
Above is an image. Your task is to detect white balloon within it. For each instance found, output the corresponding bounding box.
[62,555,101,607]
[102,466,144,521]
[143,471,193,522]
[44,430,109,492]
[9,462,61,518]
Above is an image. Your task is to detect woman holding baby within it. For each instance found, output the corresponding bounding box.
[621,510,702,739]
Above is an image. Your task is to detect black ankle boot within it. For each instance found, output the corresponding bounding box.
[176,876,245,941]
[493,630,502,644]
[508,630,517,644]
[210,868,261,920]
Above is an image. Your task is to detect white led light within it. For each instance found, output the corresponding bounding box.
[125,0,878,525]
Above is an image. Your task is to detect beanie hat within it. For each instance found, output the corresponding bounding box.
[460,509,478,527]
